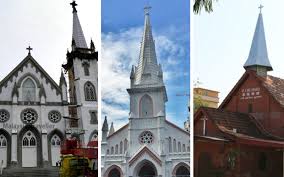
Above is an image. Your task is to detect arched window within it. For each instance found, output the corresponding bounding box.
[22,78,36,102]
[139,94,153,118]
[183,144,186,152]
[111,147,114,154]
[107,149,109,154]
[22,131,36,147]
[115,144,118,154]
[169,137,172,153]
[120,141,123,154]
[84,82,96,101]
[51,135,61,147]
[173,139,177,152]
[91,132,98,141]
[82,62,90,76]
[178,142,181,152]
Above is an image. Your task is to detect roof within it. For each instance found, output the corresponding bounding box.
[71,3,88,48]
[244,12,272,70]
[196,107,265,138]
[0,54,62,95]
[129,145,162,166]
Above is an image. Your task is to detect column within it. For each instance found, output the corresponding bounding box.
[11,130,17,166]
[42,132,49,167]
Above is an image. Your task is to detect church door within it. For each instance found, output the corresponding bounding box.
[51,135,61,166]
[22,131,37,167]
[108,168,120,177]
[175,165,190,177]
[138,162,157,177]
[0,134,7,168]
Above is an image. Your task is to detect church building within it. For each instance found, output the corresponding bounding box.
[0,1,98,169]
[195,7,284,177]
[101,7,190,177]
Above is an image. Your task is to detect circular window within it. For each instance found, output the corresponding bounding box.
[21,108,38,124]
[139,131,154,144]
[0,109,9,123]
[48,111,61,123]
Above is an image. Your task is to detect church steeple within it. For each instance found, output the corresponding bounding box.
[244,5,272,76]
[133,6,163,86]
[70,0,88,49]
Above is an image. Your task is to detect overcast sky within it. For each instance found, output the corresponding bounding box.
[193,0,284,104]
[0,0,100,87]
[101,0,190,129]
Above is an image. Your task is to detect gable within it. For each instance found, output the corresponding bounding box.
[128,146,162,167]
[220,71,282,114]
[0,55,62,102]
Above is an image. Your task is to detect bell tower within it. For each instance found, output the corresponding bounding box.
[62,1,98,144]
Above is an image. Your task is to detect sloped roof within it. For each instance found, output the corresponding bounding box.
[261,75,284,107]
[198,107,265,138]
[0,54,61,95]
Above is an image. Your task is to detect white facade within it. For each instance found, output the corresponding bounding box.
[101,8,190,177]
[0,2,98,169]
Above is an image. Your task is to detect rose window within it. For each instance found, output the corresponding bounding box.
[48,111,61,123]
[139,131,154,144]
[0,110,9,123]
[21,108,38,124]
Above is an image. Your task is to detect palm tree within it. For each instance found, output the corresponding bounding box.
[193,0,216,14]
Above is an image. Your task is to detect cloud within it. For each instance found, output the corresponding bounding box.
[101,26,187,130]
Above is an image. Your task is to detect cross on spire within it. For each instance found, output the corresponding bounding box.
[26,45,33,55]
[70,1,77,13]
[259,4,264,13]
[144,6,151,15]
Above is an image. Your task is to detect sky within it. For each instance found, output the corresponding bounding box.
[193,0,284,104]
[0,0,100,89]
[101,0,190,129]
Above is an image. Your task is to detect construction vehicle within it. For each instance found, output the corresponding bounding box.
[59,139,98,177]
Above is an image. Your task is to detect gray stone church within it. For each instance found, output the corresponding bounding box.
[0,1,98,169]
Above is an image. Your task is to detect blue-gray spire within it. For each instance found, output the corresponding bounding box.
[244,7,273,71]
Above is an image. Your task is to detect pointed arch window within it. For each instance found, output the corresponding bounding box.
[22,131,36,147]
[139,94,153,118]
[84,82,96,101]
[173,139,177,152]
[22,78,36,102]
[51,135,61,147]
[169,137,172,153]
[0,135,7,147]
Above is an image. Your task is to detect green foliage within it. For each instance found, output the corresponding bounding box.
[193,0,217,14]
[194,95,209,112]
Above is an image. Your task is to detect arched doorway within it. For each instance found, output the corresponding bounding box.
[108,168,121,177]
[22,131,37,167]
[0,134,7,168]
[176,166,190,177]
[198,152,212,177]
[137,161,157,177]
[50,134,61,166]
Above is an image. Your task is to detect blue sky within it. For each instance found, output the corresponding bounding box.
[101,0,190,129]
[194,1,284,104]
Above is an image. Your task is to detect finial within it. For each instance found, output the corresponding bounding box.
[70,1,77,13]
[144,6,151,15]
[26,45,33,55]
[258,4,264,13]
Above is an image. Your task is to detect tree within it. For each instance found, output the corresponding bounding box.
[193,95,209,113]
[193,0,216,14]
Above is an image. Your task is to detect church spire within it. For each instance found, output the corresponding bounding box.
[244,5,273,76]
[70,1,88,49]
[134,6,162,85]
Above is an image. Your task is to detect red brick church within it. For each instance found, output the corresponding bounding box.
[194,8,284,177]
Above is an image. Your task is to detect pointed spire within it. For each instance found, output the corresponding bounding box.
[102,116,109,132]
[90,39,95,51]
[59,71,67,87]
[70,1,88,49]
[244,6,273,73]
[134,6,162,85]
[130,65,135,79]
[109,122,115,135]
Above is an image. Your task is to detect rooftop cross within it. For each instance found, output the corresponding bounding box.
[144,6,151,15]
[259,4,264,13]
[26,45,33,55]
[70,1,77,13]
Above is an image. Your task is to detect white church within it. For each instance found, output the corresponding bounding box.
[0,1,98,169]
[101,7,190,177]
